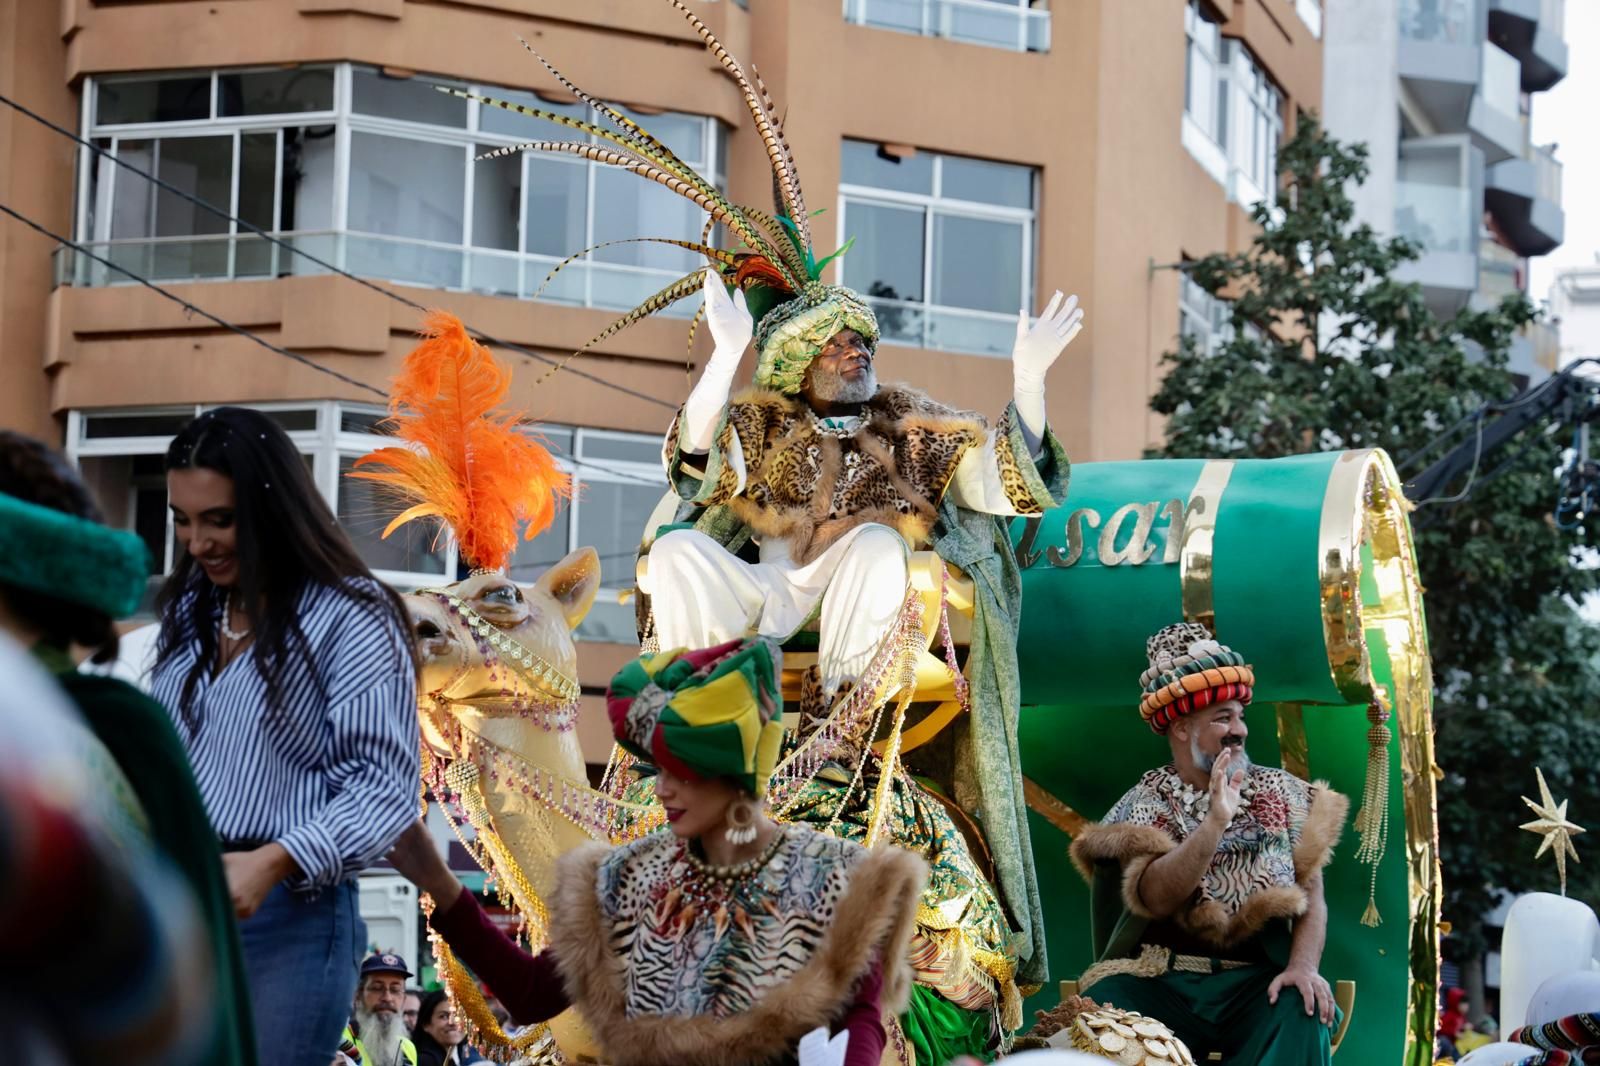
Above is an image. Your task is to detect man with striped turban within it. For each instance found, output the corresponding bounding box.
[1065,623,1350,1066]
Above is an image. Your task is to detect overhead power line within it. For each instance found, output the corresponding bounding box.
[0,200,390,400]
[0,89,678,411]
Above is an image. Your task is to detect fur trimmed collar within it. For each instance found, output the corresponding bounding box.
[547,835,926,1066]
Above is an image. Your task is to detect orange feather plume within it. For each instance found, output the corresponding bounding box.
[349,311,571,573]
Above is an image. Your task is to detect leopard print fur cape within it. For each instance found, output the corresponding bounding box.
[666,385,1042,566]
[548,826,926,1066]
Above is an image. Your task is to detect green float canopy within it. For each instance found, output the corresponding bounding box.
[1010,449,1440,1066]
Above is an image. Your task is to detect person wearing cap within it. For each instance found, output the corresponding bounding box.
[343,954,417,1066]
[386,637,926,1066]
[1066,623,1350,1065]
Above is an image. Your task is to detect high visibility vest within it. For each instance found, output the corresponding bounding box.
[341,1024,418,1066]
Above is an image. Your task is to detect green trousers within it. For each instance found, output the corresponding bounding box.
[1087,964,1339,1065]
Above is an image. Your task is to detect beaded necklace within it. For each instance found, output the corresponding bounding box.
[672,825,791,917]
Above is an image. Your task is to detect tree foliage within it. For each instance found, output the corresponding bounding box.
[1149,114,1600,957]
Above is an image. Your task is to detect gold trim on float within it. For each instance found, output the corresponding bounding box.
[1316,449,1440,1066]
[1022,775,1087,839]
[1180,460,1235,632]
[1275,703,1311,781]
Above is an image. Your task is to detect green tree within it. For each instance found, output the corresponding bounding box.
[1149,114,1600,963]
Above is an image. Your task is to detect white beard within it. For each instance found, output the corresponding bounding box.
[807,363,878,405]
[1192,735,1250,776]
[354,1006,407,1066]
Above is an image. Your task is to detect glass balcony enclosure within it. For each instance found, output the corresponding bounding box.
[842,0,1050,52]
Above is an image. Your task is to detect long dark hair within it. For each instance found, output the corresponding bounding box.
[0,431,123,663]
[154,406,416,728]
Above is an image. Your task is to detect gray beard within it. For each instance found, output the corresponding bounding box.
[807,363,877,405]
[1192,735,1250,776]
[354,1006,406,1066]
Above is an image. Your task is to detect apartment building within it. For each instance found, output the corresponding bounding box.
[1551,263,1600,367]
[1323,0,1568,384]
[0,0,1322,757]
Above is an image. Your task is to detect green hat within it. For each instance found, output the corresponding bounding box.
[752,282,880,395]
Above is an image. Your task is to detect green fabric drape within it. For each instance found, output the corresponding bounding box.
[903,983,997,1066]
[37,646,258,1066]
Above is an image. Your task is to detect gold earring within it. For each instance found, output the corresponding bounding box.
[724,797,757,846]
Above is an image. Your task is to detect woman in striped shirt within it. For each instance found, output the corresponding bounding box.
[152,406,420,1066]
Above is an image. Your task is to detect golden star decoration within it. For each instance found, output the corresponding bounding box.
[1520,767,1585,896]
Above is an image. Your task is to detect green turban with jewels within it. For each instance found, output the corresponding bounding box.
[750,282,880,396]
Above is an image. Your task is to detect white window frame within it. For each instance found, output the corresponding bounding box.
[841,0,1051,53]
[1223,40,1284,210]
[65,402,667,639]
[76,63,723,313]
[838,144,1037,359]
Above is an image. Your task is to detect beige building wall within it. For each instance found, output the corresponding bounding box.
[2,0,1319,732]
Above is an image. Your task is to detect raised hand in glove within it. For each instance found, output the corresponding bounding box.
[1011,290,1085,448]
[684,270,755,452]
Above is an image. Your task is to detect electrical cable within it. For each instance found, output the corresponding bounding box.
[0,200,391,400]
[0,89,679,411]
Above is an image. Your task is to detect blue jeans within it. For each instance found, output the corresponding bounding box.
[237,881,364,1066]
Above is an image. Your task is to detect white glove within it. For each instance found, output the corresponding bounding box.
[683,270,754,453]
[1011,290,1084,449]
[797,1027,849,1066]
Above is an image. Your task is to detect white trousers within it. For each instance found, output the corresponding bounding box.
[648,524,910,695]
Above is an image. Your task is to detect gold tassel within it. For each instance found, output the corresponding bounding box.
[422,893,558,1064]
[864,598,923,848]
[1354,688,1392,928]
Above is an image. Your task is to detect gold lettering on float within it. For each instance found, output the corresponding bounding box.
[1017,497,1192,570]
[1100,502,1159,566]
[1048,508,1101,567]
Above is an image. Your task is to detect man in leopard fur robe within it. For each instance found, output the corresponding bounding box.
[637,273,1081,1034]
[1068,623,1350,1064]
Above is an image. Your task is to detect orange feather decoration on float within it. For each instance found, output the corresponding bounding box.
[349,311,571,572]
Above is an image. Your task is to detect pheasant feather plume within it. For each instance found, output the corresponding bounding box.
[350,312,571,572]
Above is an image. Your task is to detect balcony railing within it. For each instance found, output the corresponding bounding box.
[51,230,699,318]
[843,0,1050,52]
[866,294,1018,357]
[52,231,1021,358]
[1395,180,1474,254]
[1534,142,1563,203]
[1399,0,1474,44]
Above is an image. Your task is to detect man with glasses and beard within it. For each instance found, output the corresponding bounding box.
[341,954,417,1066]
[1067,623,1350,1066]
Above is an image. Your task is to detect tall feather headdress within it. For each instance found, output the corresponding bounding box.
[349,311,571,572]
[454,0,875,394]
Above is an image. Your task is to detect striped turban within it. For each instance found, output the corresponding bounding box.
[1138,622,1255,734]
[606,637,785,796]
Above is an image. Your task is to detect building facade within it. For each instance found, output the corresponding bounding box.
[0,0,1322,758]
[1551,263,1600,368]
[1323,0,1568,385]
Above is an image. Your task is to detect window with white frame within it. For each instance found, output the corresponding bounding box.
[75,65,723,314]
[842,0,1051,53]
[839,140,1036,358]
[66,401,665,644]
[1225,40,1284,206]
[1179,273,1262,356]
[1179,5,1285,208]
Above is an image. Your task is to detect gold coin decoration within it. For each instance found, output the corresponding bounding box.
[1053,1002,1198,1065]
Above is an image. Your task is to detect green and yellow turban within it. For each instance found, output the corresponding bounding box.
[606,637,785,796]
[751,282,880,395]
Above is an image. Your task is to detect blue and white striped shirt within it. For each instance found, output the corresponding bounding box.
[153,579,419,891]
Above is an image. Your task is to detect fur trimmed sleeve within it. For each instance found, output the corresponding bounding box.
[1292,781,1350,884]
[663,395,782,507]
[944,403,1070,517]
[1069,821,1178,920]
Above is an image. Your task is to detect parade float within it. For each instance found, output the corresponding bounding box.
[343,2,1441,1061]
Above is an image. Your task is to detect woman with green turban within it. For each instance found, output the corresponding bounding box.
[387,637,927,1066]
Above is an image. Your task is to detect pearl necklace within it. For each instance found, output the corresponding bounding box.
[220,593,251,641]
